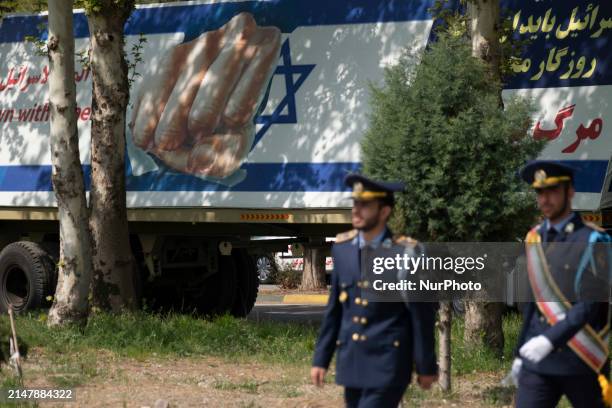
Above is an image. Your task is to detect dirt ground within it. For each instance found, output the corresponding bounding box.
[12,348,513,408]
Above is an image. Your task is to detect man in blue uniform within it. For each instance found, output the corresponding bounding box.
[310,174,438,408]
[512,161,611,408]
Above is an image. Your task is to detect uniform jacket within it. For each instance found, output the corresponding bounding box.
[312,227,438,388]
[516,212,611,376]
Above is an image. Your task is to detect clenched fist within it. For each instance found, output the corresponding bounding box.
[130,12,281,178]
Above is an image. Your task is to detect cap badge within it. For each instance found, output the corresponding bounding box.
[535,169,547,183]
[354,182,364,194]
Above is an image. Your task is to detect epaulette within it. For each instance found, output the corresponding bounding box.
[393,235,418,247]
[335,229,358,243]
[584,221,605,233]
[525,223,542,240]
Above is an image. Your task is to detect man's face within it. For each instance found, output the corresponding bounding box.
[351,199,388,231]
[535,183,574,220]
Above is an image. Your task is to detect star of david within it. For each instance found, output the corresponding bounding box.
[251,38,315,150]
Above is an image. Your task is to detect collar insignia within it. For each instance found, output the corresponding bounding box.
[382,238,392,249]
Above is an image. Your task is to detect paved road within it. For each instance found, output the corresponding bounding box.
[259,284,280,291]
[248,304,326,325]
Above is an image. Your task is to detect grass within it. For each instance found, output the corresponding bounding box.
[0,373,38,408]
[2,310,522,372]
[44,351,99,387]
[212,379,260,394]
[0,310,524,372]
[0,309,525,406]
[0,311,319,366]
[450,310,522,375]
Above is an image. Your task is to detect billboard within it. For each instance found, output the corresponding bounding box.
[0,0,609,210]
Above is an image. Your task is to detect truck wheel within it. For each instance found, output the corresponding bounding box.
[0,241,56,313]
[254,253,277,283]
[196,254,237,316]
[231,249,259,317]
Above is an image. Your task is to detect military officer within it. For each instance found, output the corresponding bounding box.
[512,161,611,408]
[310,174,438,408]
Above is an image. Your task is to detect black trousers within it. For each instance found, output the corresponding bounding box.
[516,368,605,408]
[344,385,408,408]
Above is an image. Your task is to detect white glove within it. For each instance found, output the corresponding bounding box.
[511,357,522,386]
[519,335,553,363]
[501,357,522,387]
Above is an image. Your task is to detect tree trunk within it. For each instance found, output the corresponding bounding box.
[46,0,93,327]
[469,0,501,80]
[464,0,505,353]
[300,246,326,290]
[87,4,137,312]
[464,301,504,353]
[438,301,452,391]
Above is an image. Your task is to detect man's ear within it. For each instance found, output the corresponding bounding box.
[380,204,392,221]
[568,183,575,200]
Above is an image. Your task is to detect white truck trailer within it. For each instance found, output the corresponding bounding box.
[0,0,609,314]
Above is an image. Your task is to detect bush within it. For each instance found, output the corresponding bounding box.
[361,33,543,241]
[275,265,301,290]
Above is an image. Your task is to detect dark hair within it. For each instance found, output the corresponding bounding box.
[378,195,394,208]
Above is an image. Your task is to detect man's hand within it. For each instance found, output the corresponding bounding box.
[311,366,327,387]
[511,357,522,386]
[417,374,438,390]
[502,357,523,387]
[130,12,281,179]
[519,335,553,363]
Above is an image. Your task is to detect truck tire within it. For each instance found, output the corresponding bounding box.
[0,241,56,313]
[231,249,259,317]
[196,254,237,316]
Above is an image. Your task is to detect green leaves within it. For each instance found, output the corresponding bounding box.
[76,0,135,17]
[362,34,544,242]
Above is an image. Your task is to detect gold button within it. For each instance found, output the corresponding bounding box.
[353,316,359,323]
[352,333,359,341]
[362,280,370,288]
[393,340,400,347]
[360,334,367,341]
[360,317,367,325]
[362,299,369,307]
[357,281,363,288]
[336,340,341,346]
[355,297,362,305]
[339,291,348,303]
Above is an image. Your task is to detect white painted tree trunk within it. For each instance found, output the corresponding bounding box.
[87,6,137,311]
[438,302,452,391]
[46,0,93,327]
[469,0,501,76]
